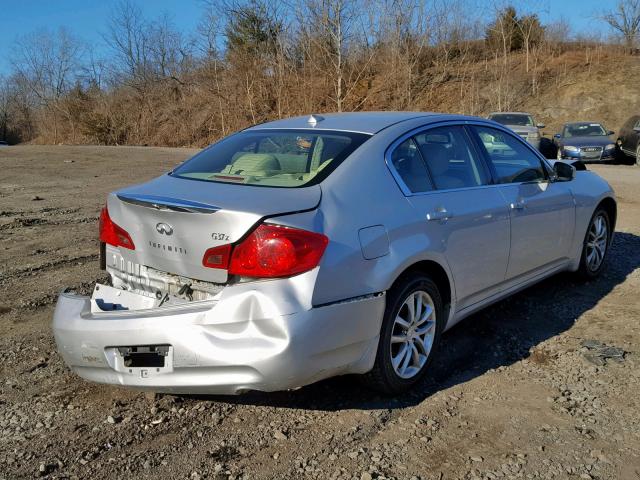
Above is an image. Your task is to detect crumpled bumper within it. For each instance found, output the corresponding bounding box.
[52,274,385,394]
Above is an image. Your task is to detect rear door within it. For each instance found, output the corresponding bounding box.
[390,124,511,310]
[470,125,576,280]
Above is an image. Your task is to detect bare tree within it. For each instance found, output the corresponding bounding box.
[545,17,571,44]
[372,0,435,110]
[104,0,152,88]
[299,0,373,112]
[0,76,9,141]
[148,13,195,80]
[517,14,544,72]
[197,2,228,137]
[602,0,640,49]
[10,27,82,142]
[11,28,82,104]
[80,48,107,90]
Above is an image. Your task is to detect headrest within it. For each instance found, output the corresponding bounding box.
[421,143,450,176]
[229,153,280,173]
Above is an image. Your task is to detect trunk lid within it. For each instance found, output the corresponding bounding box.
[107,173,321,283]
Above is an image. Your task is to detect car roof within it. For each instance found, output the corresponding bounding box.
[488,112,533,116]
[245,112,475,135]
[564,121,604,127]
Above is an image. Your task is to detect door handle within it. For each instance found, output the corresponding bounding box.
[426,209,453,222]
[510,200,525,211]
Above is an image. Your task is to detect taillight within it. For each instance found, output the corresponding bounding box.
[99,206,135,250]
[202,224,328,278]
[202,244,232,269]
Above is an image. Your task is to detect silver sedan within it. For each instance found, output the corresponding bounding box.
[53,113,616,395]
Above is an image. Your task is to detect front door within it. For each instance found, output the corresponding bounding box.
[470,125,576,280]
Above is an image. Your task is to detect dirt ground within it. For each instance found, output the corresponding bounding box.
[1,145,639,480]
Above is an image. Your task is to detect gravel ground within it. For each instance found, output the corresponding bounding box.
[1,145,639,480]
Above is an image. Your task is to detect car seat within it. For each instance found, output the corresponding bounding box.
[422,143,465,190]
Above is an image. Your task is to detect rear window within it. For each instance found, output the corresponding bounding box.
[171,129,370,187]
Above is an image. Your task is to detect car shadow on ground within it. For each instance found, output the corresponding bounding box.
[184,231,640,412]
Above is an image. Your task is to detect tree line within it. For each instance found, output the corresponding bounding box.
[0,0,638,146]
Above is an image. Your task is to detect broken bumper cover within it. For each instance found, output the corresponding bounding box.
[52,278,385,394]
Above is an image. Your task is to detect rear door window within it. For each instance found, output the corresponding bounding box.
[472,126,546,184]
[172,130,370,187]
[389,138,433,193]
[413,126,490,190]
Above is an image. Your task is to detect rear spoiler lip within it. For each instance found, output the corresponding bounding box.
[116,193,221,214]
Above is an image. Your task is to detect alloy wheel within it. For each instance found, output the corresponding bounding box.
[390,290,437,379]
[586,214,608,272]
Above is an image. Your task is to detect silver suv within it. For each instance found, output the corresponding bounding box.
[488,112,545,150]
[53,112,616,395]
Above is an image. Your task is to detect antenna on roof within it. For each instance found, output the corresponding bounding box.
[307,114,324,127]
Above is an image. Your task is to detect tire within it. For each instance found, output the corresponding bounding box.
[362,273,444,395]
[635,144,640,166]
[577,207,611,279]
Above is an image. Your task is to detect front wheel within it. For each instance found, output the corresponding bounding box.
[362,274,443,395]
[577,208,611,279]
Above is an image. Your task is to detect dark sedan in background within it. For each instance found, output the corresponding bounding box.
[616,114,640,165]
[554,122,616,162]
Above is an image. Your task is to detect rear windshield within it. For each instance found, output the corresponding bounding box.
[489,114,534,127]
[171,129,371,187]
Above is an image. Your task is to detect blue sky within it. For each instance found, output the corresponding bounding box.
[0,0,612,76]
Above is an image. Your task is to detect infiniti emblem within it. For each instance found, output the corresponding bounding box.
[156,222,173,235]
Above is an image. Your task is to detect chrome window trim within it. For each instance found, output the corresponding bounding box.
[403,180,550,197]
[385,119,553,197]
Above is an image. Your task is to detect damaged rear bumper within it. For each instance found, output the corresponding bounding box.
[52,274,385,394]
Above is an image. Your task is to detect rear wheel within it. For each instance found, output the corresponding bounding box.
[363,274,443,395]
[577,208,611,279]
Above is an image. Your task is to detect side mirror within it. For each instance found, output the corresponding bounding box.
[554,133,561,139]
[537,123,545,129]
[553,161,575,181]
[607,130,615,135]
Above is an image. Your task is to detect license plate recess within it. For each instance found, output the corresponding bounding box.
[117,345,170,368]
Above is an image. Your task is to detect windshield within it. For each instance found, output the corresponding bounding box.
[489,114,534,127]
[563,123,607,138]
[172,129,370,187]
